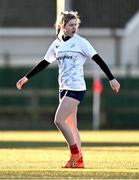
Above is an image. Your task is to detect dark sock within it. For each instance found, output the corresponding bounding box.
[70,144,79,154]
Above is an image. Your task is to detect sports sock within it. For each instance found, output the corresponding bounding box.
[70,144,79,154]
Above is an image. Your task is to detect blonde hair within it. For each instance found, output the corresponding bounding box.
[55,11,81,39]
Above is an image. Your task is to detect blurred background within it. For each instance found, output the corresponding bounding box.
[0,0,139,130]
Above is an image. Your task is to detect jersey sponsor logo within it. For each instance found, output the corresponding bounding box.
[57,55,73,61]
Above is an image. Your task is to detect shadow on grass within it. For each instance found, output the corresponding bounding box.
[0,141,139,148]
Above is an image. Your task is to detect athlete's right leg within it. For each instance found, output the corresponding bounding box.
[66,108,82,153]
[54,96,84,168]
[54,96,79,146]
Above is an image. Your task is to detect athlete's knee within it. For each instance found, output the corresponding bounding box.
[54,116,63,128]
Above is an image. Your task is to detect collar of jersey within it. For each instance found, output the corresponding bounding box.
[61,34,76,42]
[62,35,71,41]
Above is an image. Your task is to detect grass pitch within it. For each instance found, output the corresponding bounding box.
[0,130,139,179]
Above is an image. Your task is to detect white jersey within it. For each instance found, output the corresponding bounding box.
[44,34,97,91]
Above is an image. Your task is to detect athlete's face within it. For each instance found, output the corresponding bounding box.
[62,19,78,37]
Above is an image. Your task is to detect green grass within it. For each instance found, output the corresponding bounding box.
[0,131,139,179]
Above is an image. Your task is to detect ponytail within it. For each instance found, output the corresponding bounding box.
[56,25,61,39]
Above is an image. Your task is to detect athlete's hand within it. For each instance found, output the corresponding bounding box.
[109,79,120,93]
[16,76,28,90]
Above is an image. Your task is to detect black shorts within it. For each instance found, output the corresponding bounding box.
[59,90,86,102]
